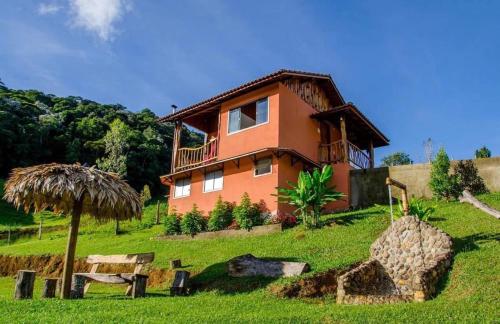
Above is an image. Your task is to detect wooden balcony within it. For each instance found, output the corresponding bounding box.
[174,138,218,172]
[319,140,371,169]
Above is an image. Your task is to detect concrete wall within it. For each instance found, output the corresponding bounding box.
[350,157,500,207]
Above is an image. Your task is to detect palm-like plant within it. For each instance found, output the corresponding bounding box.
[277,165,344,228]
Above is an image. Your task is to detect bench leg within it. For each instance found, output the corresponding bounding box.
[132,274,148,298]
[70,275,86,299]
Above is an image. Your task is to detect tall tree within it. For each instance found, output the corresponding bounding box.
[475,146,491,159]
[380,152,412,166]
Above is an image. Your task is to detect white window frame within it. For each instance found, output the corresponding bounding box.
[203,170,224,193]
[254,157,273,177]
[227,97,269,135]
[173,177,191,198]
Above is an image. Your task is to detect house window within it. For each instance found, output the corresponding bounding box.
[228,97,268,133]
[254,157,272,176]
[174,177,191,198]
[204,170,223,192]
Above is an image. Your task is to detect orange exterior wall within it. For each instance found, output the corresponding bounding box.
[168,154,279,216]
[277,83,321,162]
[217,83,279,160]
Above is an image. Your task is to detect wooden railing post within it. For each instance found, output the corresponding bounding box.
[172,120,182,173]
[340,116,348,163]
[369,139,374,168]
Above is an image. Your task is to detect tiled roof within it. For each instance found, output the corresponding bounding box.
[158,69,344,122]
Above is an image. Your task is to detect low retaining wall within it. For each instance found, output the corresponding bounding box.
[350,157,500,207]
[156,223,282,241]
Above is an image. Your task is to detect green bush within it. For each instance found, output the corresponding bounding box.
[233,193,261,230]
[164,207,181,235]
[376,198,436,222]
[453,160,488,195]
[475,146,491,158]
[207,196,234,231]
[180,204,206,235]
[429,148,460,200]
[140,184,152,207]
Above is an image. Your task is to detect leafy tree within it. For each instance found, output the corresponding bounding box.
[180,204,206,235]
[140,184,152,207]
[380,152,412,166]
[475,146,491,159]
[208,196,234,231]
[277,165,344,228]
[453,160,488,195]
[96,119,130,177]
[233,193,261,230]
[429,148,460,200]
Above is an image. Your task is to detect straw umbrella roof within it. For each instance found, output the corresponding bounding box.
[3,163,142,221]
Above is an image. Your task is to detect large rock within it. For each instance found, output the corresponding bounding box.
[227,254,310,278]
[337,216,453,304]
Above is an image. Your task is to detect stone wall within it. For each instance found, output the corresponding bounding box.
[350,157,500,207]
[337,216,453,304]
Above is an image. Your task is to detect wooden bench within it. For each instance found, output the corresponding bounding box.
[74,252,154,298]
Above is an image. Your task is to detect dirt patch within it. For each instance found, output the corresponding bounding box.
[271,263,361,298]
[0,255,172,287]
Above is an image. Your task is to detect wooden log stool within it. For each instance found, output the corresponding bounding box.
[170,259,182,269]
[42,278,60,298]
[14,270,36,299]
[170,270,190,296]
[70,274,86,299]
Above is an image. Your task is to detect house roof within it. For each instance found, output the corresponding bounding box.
[158,69,345,122]
[310,103,390,148]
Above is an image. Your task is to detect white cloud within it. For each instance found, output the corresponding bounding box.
[38,2,62,15]
[69,0,132,41]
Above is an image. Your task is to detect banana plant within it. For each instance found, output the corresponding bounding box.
[276,165,344,228]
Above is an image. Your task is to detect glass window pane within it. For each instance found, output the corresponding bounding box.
[240,102,256,129]
[255,158,272,176]
[175,178,190,197]
[256,98,268,124]
[204,172,214,192]
[213,170,223,190]
[229,109,240,133]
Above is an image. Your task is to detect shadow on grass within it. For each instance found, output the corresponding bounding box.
[324,210,381,227]
[453,232,500,255]
[190,257,301,295]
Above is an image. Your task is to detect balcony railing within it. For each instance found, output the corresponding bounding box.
[319,140,371,169]
[175,138,218,172]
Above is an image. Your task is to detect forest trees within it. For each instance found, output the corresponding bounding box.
[0,81,203,196]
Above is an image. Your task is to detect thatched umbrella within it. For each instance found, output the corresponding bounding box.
[3,163,141,299]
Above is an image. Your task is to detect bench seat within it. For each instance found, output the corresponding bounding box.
[74,273,148,284]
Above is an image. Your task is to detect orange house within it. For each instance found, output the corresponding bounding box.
[159,70,389,216]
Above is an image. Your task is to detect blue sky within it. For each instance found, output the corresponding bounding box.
[1,0,499,163]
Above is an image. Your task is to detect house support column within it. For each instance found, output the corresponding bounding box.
[369,139,374,168]
[340,115,348,163]
[171,120,182,173]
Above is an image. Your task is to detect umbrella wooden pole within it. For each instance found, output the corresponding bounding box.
[61,199,83,299]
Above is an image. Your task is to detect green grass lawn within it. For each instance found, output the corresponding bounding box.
[0,193,499,323]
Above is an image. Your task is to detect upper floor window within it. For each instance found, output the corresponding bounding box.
[254,157,272,176]
[203,170,223,192]
[228,97,268,134]
[174,177,191,198]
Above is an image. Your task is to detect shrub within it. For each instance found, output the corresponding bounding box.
[453,160,488,195]
[429,148,460,200]
[376,198,436,222]
[268,211,297,227]
[475,146,491,159]
[140,185,152,207]
[233,193,261,230]
[164,207,181,235]
[207,196,234,231]
[180,204,206,235]
[277,165,343,228]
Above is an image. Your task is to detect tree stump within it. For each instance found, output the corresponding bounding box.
[70,274,86,299]
[170,259,182,269]
[14,270,36,299]
[170,271,190,296]
[42,278,59,298]
[132,274,148,298]
[227,254,310,278]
